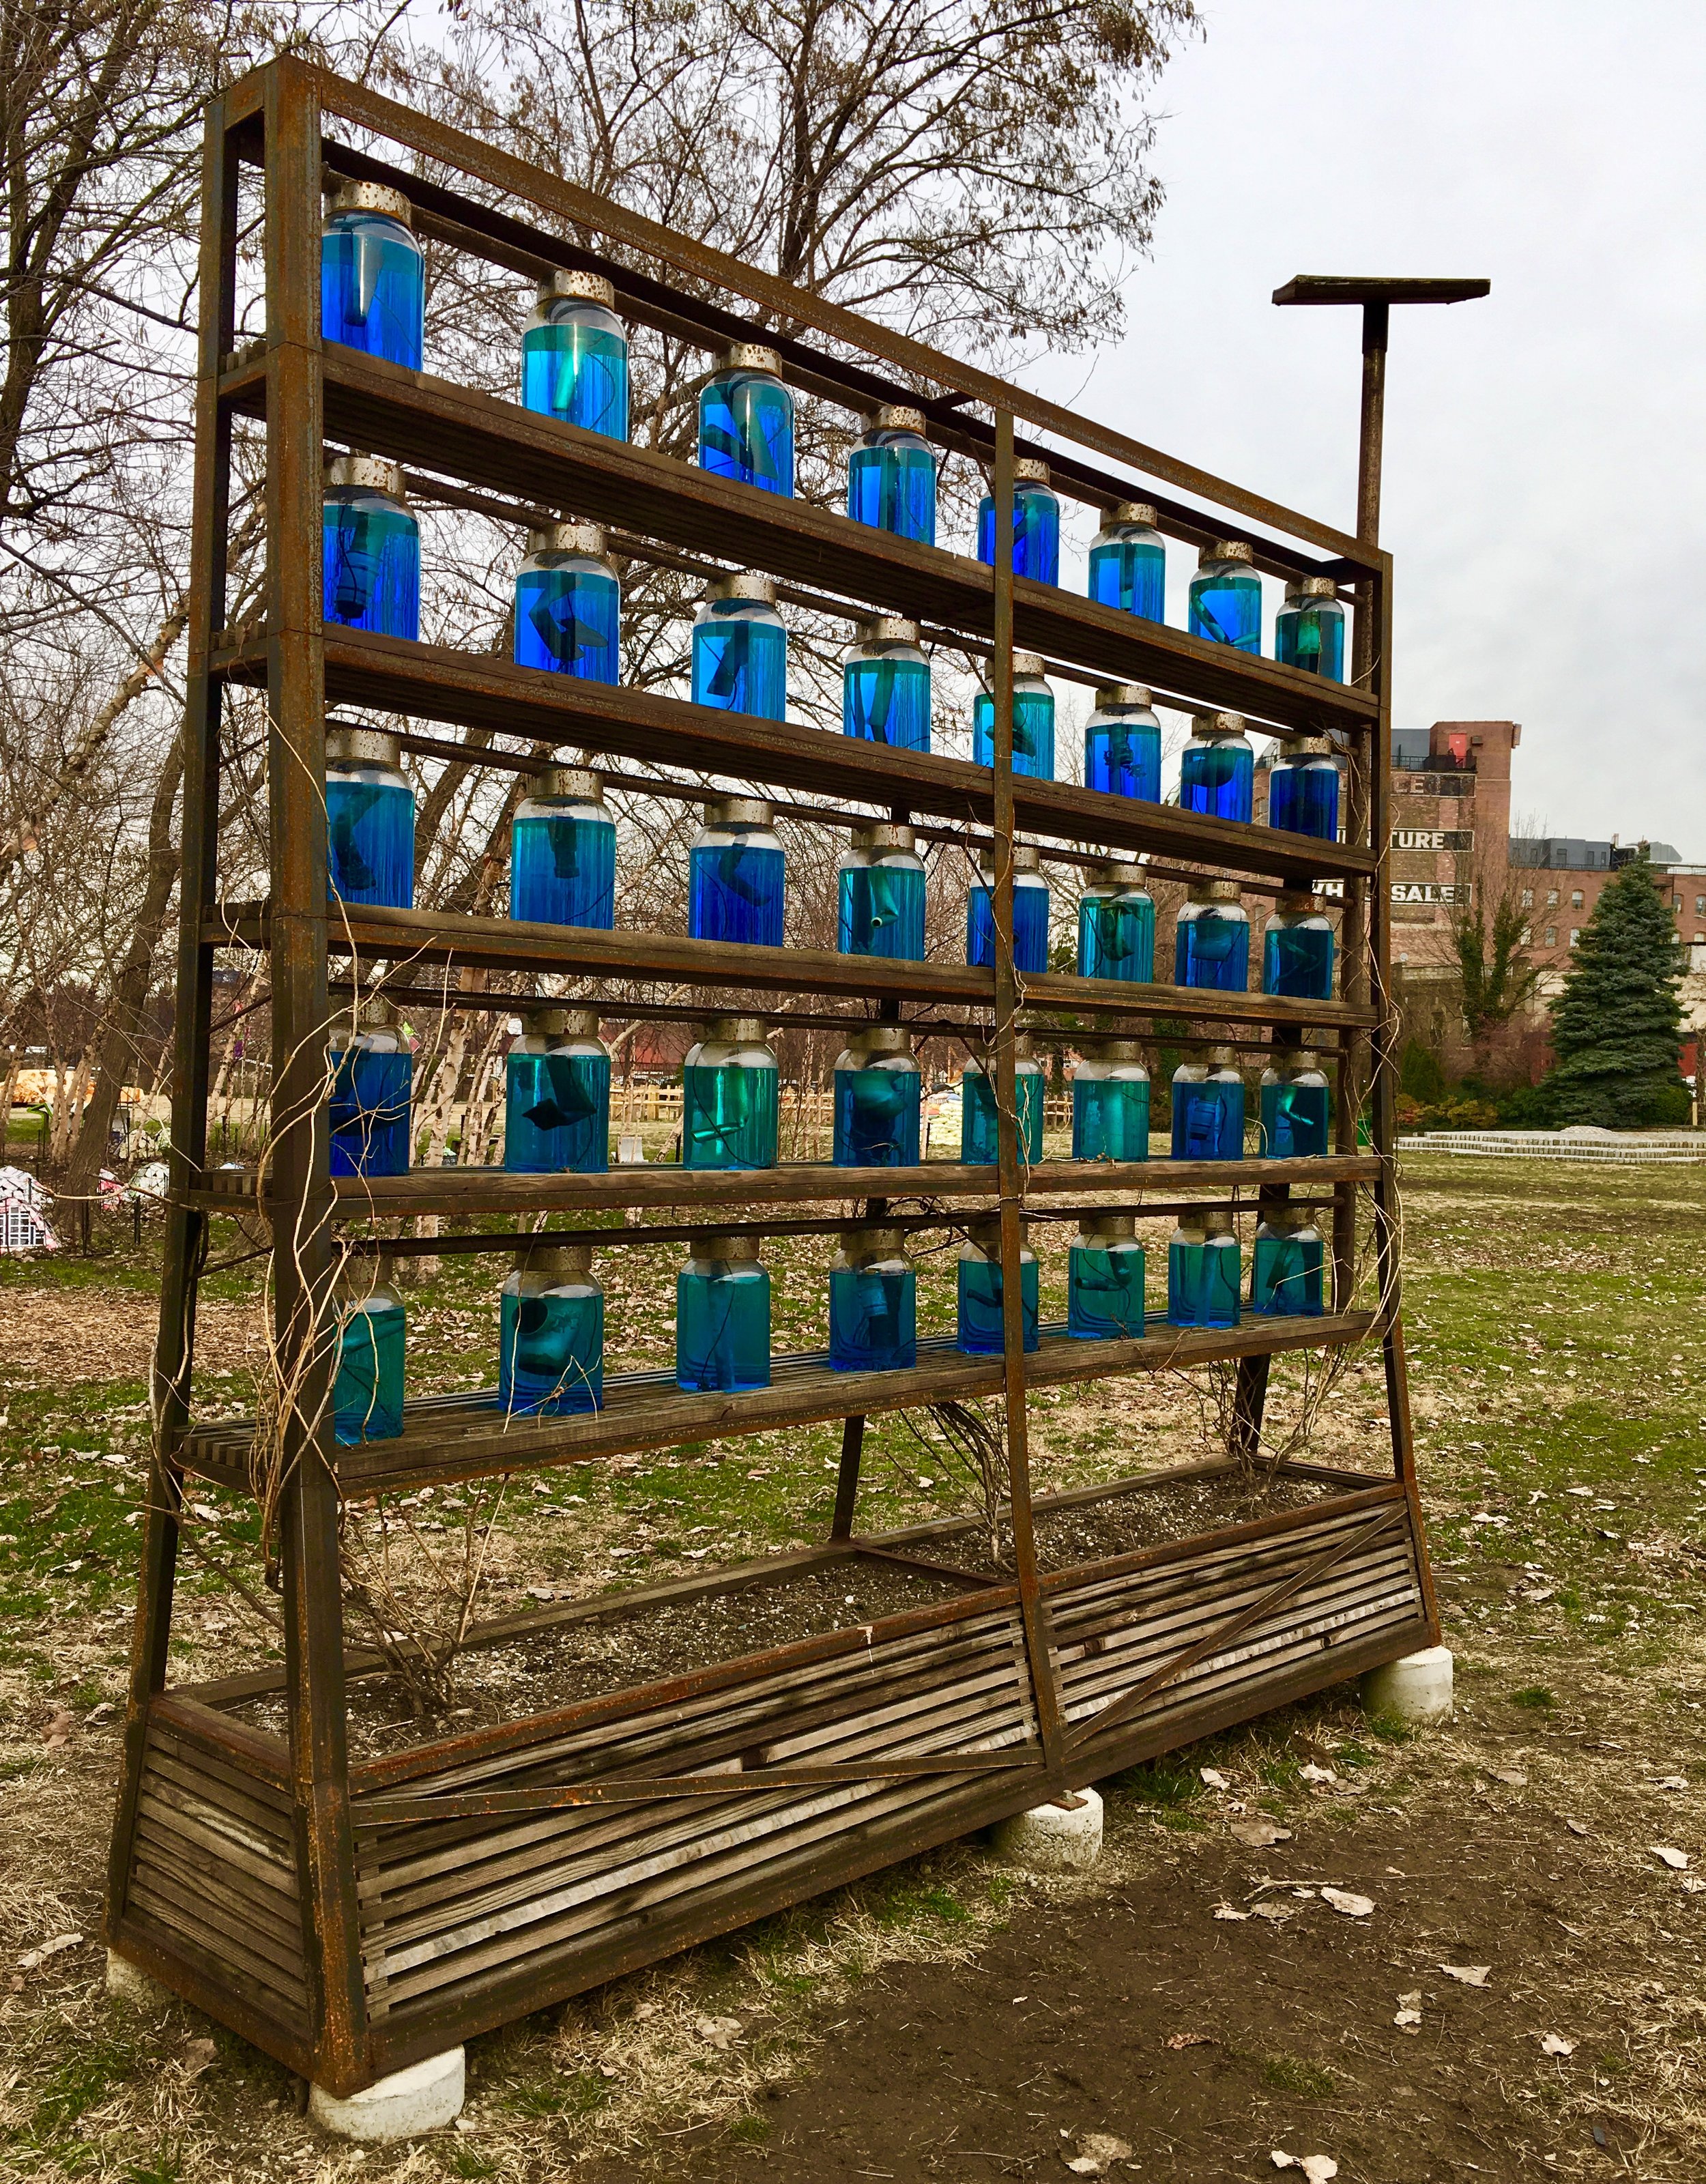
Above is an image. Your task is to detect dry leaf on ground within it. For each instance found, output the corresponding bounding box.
[1165,2032,1213,2050]
[40,1708,74,1748]
[1066,2131,1133,2174]
[1200,1767,1231,1790]
[1230,1819,1292,1848]
[1650,1845,1690,1871]
[1212,1901,1250,1922]
[1320,1888,1374,1918]
[693,2015,743,2050]
[1539,2033,1576,2056]
[1440,1964,1491,1986]
[1271,2153,1338,2181]
[1252,1900,1296,1923]
[1299,1763,1336,1785]
[16,1932,81,1971]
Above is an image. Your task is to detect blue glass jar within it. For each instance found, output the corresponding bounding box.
[326,725,413,908]
[847,404,936,544]
[699,341,793,495]
[1170,1048,1245,1162]
[1077,859,1155,983]
[960,1039,1044,1166]
[323,455,418,638]
[1275,575,1345,681]
[833,1026,922,1168]
[1068,1215,1146,1340]
[1088,501,1165,621]
[693,571,787,719]
[500,1244,603,1415]
[1251,1207,1325,1317]
[691,796,785,947]
[513,519,620,681]
[1175,880,1249,993]
[329,1005,411,1177]
[320,181,424,369]
[977,457,1059,585]
[957,1218,1039,1354]
[839,823,925,960]
[1188,538,1262,652]
[843,616,930,751]
[682,1016,779,1170]
[510,766,616,928]
[1267,735,1341,842]
[1264,892,1335,1001]
[1085,682,1161,802]
[520,269,628,440]
[829,1224,917,1372]
[332,1261,405,1443]
[968,843,1050,973]
[676,1234,770,1391]
[1179,710,1255,824]
[1167,1211,1241,1330]
[505,1007,609,1175]
[1072,1041,1151,1163]
[1260,1050,1333,1159]
[972,651,1054,779]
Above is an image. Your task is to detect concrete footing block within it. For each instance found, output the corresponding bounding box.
[105,1950,171,2009]
[991,1786,1104,1872]
[309,2049,465,2141]
[1361,1645,1454,1724]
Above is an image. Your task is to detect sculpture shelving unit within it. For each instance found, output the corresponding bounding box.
[104,55,1438,2098]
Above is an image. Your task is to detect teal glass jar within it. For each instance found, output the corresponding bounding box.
[1071,1041,1151,1162]
[1067,1215,1146,1340]
[1088,500,1165,621]
[838,822,926,961]
[1166,1210,1241,1330]
[847,405,936,545]
[828,1224,917,1372]
[1275,575,1345,680]
[513,519,620,682]
[1251,1206,1325,1317]
[1188,537,1262,652]
[510,765,617,929]
[1259,1048,1333,1158]
[960,1037,1045,1166]
[682,1015,779,1170]
[499,1244,603,1415]
[326,725,414,909]
[957,1217,1039,1354]
[699,341,794,495]
[977,457,1060,584]
[843,614,931,751]
[676,1234,771,1391]
[833,1024,922,1168]
[693,571,787,718]
[321,181,423,367]
[331,1259,405,1443]
[972,650,1054,779]
[323,455,418,637]
[520,270,628,440]
[504,1007,609,1175]
[1085,682,1161,801]
[1076,858,1155,982]
[1170,1046,1245,1162]
[1263,891,1335,1001]
[1175,878,1250,994]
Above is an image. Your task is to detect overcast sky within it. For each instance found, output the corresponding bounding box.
[1028,0,1706,853]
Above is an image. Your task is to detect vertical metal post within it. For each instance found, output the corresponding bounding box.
[830,1414,865,1540]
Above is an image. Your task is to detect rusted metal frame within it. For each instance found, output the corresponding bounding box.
[828,1413,865,1540]
[852,1544,1003,1591]
[108,1912,318,2074]
[1228,1175,1296,1463]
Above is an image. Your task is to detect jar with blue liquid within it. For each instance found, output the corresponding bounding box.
[693,571,787,719]
[1275,575,1345,681]
[1072,1040,1151,1163]
[960,1037,1044,1166]
[829,1224,917,1372]
[331,1257,405,1444]
[682,1016,779,1170]
[326,725,414,908]
[1188,538,1262,652]
[968,842,1050,973]
[699,342,794,495]
[691,796,785,948]
[957,1217,1039,1355]
[1264,891,1335,1001]
[323,455,419,638]
[676,1233,770,1391]
[843,616,930,751]
[1167,1209,1241,1330]
[833,1025,922,1168]
[848,404,936,544]
[1180,710,1255,824]
[1170,1047,1245,1162]
[500,1243,603,1416]
[520,269,628,440]
[510,766,616,929]
[972,650,1054,779]
[1260,1048,1332,1159]
[1085,682,1161,802]
[1077,859,1155,983]
[977,457,1060,586]
[320,180,423,369]
[839,824,925,961]
[505,1007,609,1175]
[1068,1215,1146,1340]
[1088,501,1165,622]
[1175,879,1249,993]
[1251,1205,1325,1317]
[513,519,620,681]
[1267,735,1341,842]
[328,1001,411,1177]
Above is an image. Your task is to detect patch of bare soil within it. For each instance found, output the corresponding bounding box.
[925,1470,1338,1575]
[0,1283,262,1384]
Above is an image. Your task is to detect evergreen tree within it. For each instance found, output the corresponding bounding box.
[1544,856,1687,1126]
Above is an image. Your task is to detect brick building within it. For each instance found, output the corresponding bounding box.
[1508,837,1686,975]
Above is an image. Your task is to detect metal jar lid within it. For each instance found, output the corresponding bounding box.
[1261,1205,1311,1234]
[516,1240,594,1276]
[851,822,916,855]
[1295,574,1340,599]
[1079,1212,1138,1243]
[1202,1210,1237,1239]
[1190,878,1243,904]
[536,765,604,804]
[1095,682,1153,709]
[527,519,607,558]
[1101,1039,1146,1065]
[1013,457,1050,485]
[1198,710,1247,737]
[871,404,926,434]
[1012,650,1046,678]
[858,614,921,646]
[1276,889,1323,913]
[706,794,772,829]
[706,1014,770,1046]
[1276,1046,1320,1072]
[968,1213,1023,1250]
[1098,857,1146,888]
[325,725,401,768]
[847,1222,906,1257]
[538,268,616,308]
[1203,538,1255,564]
[1208,1044,1239,1068]
[325,454,405,499]
[1007,842,1043,875]
[859,1024,915,1060]
[701,1231,762,1263]
[710,569,777,606]
[330,179,414,227]
[1108,500,1158,526]
[720,341,781,375]
[1282,734,1335,758]
[521,1007,568,1039]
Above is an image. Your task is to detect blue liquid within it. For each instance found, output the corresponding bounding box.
[1252,1233,1325,1317]
[961,1069,1043,1166]
[676,1263,770,1390]
[327,778,413,908]
[323,493,419,637]
[848,442,935,543]
[321,214,423,369]
[1068,1245,1146,1339]
[1088,537,1165,620]
[1264,924,1335,1000]
[1189,569,1262,651]
[1269,759,1340,840]
[1086,715,1161,800]
[329,1048,411,1176]
[510,813,616,928]
[1168,1239,1241,1328]
[505,1052,609,1173]
[514,563,620,680]
[844,654,930,749]
[1073,1076,1151,1162]
[829,1265,917,1371]
[1078,893,1154,982]
[1180,739,1255,823]
[693,614,787,718]
[682,1065,779,1169]
[1276,600,1344,680]
[968,882,1050,973]
[689,842,785,947]
[972,686,1054,779]
[1176,911,1249,992]
[332,1303,405,1443]
[1260,1080,1333,1158]
[957,1254,1040,1353]
[833,1067,921,1168]
[1171,1079,1245,1162]
[520,319,628,439]
[839,865,925,959]
[500,1287,603,1414]
[699,372,794,494]
[976,489,1059,584]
